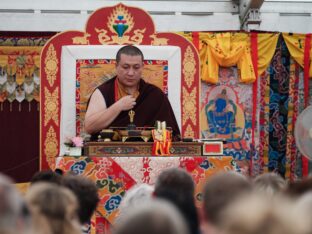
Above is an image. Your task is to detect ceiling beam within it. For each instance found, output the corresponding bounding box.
[239,0,264,30]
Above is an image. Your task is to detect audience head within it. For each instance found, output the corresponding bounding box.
[294,192,312,232]
[25,182,81,234]
[154,167,199,234]
[30,170,62,185]
[295,191,312,210]
[118,183,153,222]
[285,176,312,198]
[220,193,309,234]
[113,199,189,234]
[0,173,31,234]
[253,172,287,196]
[202,171,252,227]
[61,174,99,224]
[154,167,195,201]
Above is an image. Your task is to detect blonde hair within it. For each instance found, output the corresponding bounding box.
[254,173,286,196]
[220,193,309,234]
[26,183,81,234]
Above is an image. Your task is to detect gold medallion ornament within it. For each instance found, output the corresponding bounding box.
[108,5,133,36]
[95,5,145,45]
[184,124,195,138]
[44,126,58,164]
[44,87,59,126]
[44,44,58,87]
[183,46,196,88]
[182,87,197,125]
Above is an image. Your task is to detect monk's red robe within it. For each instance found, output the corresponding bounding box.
[91,77,181,141]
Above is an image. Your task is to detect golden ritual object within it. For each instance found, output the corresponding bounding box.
[98,110,155,142]
[128,109,135,123]
[127,109,136,131]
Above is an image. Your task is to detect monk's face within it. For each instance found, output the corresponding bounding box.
[116,54,143,88]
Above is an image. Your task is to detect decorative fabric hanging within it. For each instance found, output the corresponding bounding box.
[200,32,256,84]
[282,33,312,78]
[0,46,41,110]
[198,32,279,84]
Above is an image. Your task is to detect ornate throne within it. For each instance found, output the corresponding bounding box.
[40,3,201,170]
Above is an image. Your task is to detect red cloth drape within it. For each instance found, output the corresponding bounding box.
[0,100,39,182]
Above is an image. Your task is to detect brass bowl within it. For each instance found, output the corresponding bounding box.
[99,129,115,141]
[117,129,152,142]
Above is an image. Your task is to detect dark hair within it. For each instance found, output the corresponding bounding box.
[116,45,144,64]
[61,175,99,224]
[285,176,312,198]
[31,170,62,185]
[154,168,199,234]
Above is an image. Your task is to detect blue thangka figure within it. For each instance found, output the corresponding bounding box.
[206,89,236,135]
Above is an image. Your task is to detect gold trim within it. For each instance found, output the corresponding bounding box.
[184,124,195,138]
[182,87,197,125]
[183,46,196,88]
[130,29,146,44]
[44,126,58,166]
[95,28,111,44]
[44,44,58,87]
[44,87,59,126]
[150,34,168,46]
[72,33,90,45]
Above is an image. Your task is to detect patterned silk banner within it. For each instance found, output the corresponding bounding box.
[0,46,41,104]
[257,35,308,179]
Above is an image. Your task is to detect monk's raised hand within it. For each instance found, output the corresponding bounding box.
[117,95,136,111]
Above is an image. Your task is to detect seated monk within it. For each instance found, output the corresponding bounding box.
[85,45,181,141]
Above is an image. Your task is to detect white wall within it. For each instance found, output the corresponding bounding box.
[259,0,312,33]
[0,0,239,32]
[0,0,311,33]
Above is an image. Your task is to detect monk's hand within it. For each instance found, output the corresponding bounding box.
[117,95,136,111]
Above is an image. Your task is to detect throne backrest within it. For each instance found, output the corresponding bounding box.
[60,45,181,155]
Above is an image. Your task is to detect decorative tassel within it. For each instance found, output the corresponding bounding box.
[19,103,21,112]
[29,102,31,112]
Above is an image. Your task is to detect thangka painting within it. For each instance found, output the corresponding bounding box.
[200,67,253,173]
